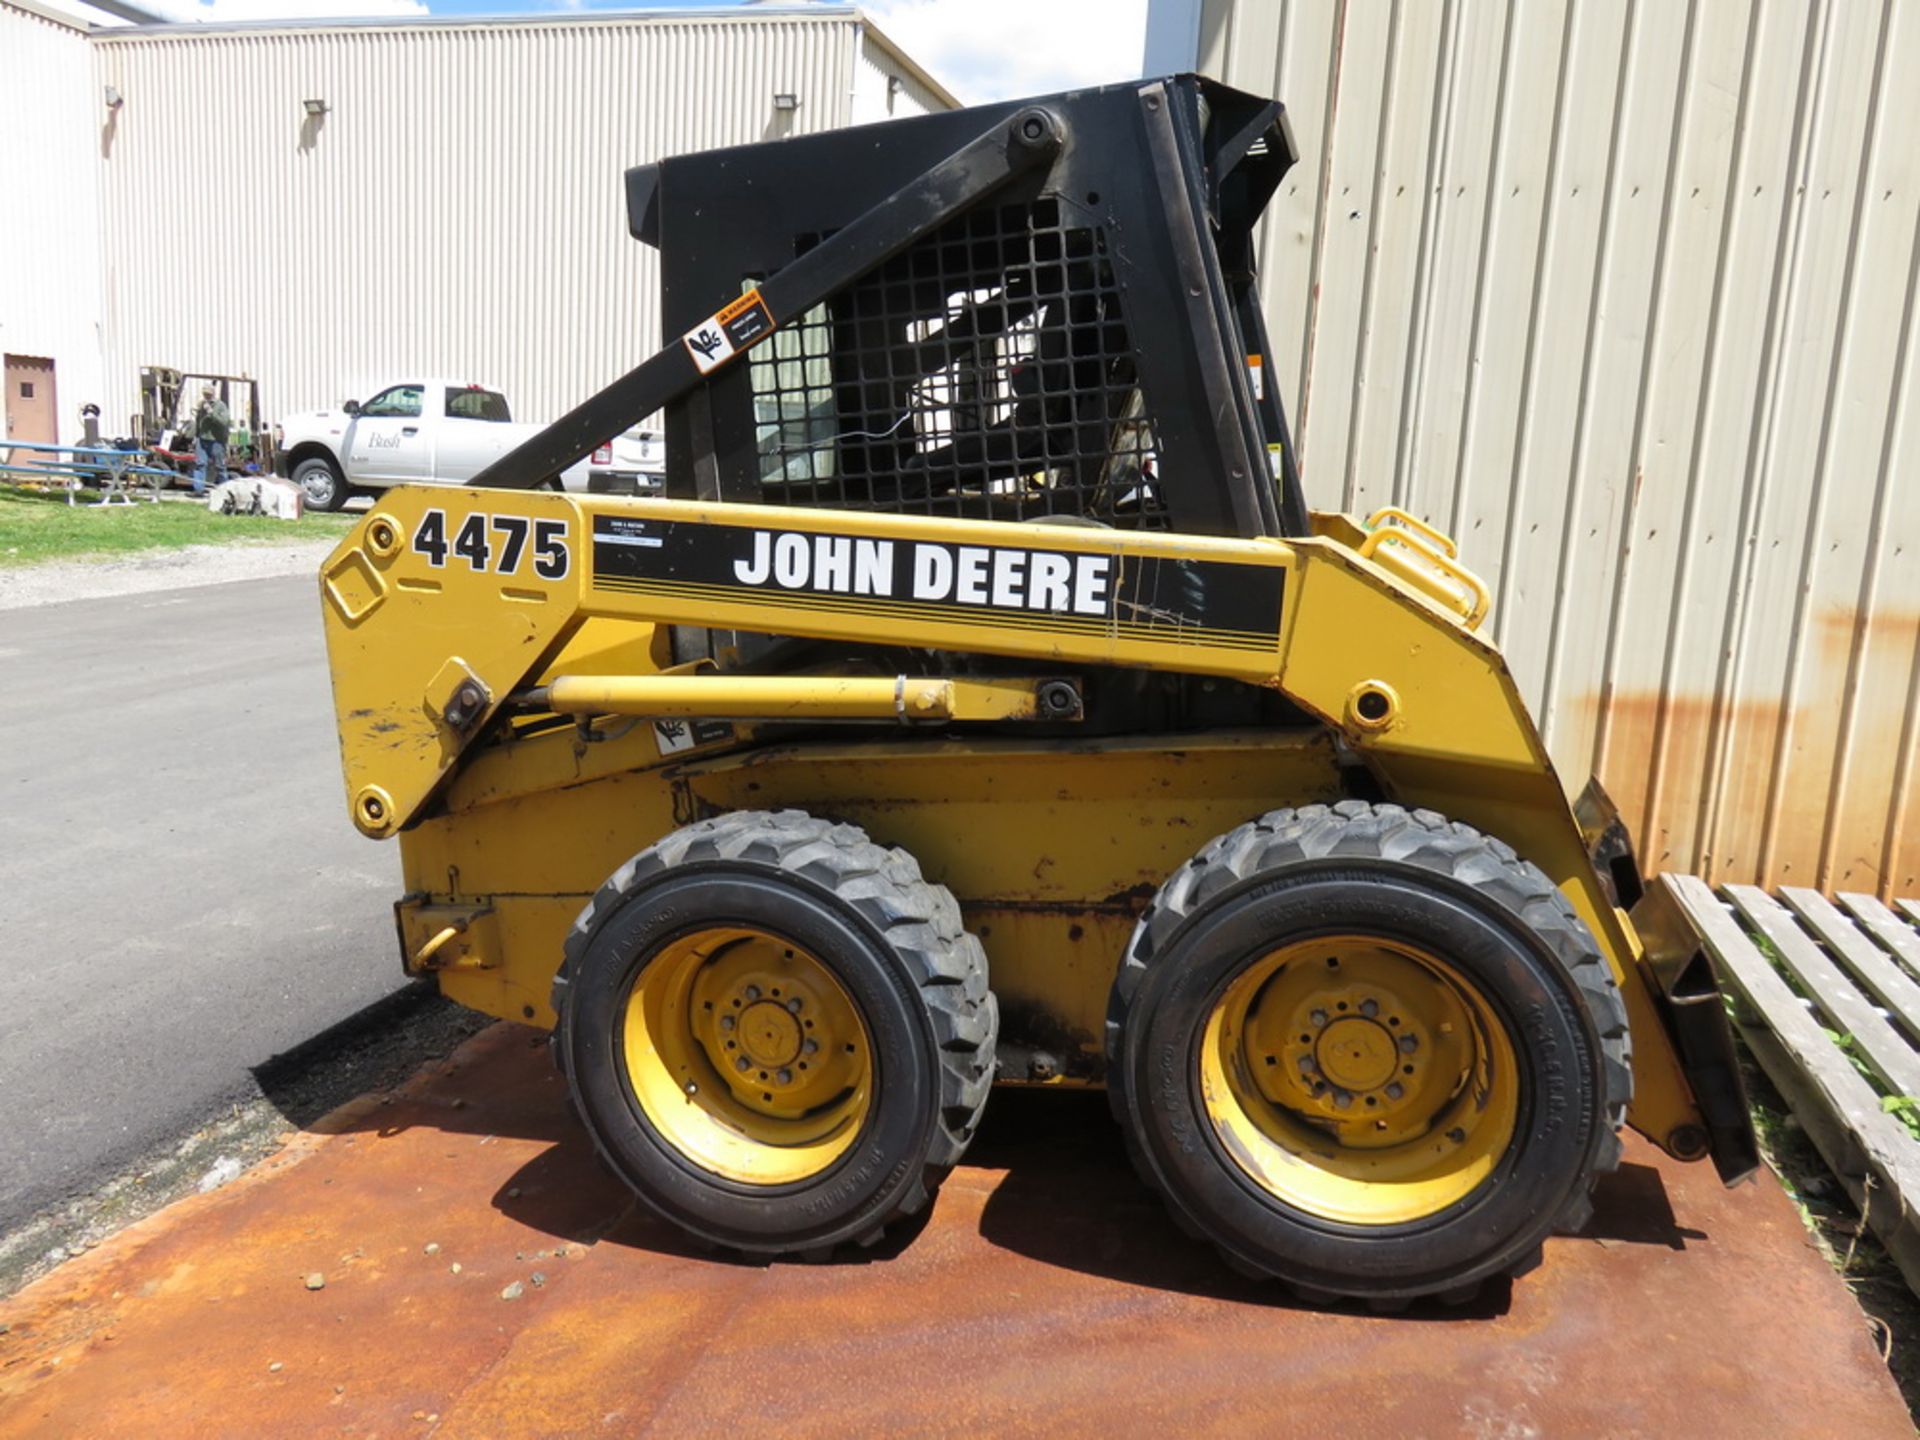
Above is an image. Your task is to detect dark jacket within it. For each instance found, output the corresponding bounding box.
[194,398,231,444]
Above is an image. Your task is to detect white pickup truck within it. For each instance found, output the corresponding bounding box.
[274,379,592,511]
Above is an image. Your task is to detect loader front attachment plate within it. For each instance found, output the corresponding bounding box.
[1628,878,1761,1186]
[1576,778,1758,1184]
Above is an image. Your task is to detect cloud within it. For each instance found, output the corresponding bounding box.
[862,0,1148,104]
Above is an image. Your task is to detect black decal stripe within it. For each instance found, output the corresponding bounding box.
[592,571,1278,643]
[579,529,1290,641]
[590,573,1278,653]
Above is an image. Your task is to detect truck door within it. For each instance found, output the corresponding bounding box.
[346,384,431,484]
[434,386,516,482]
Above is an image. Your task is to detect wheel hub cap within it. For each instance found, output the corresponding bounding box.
[1314,1017,1397,1092]
[738,1000,802,1068]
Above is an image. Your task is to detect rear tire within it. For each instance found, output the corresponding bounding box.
[1106,800,1630,1304]
[553,809,996,1257]
[293,455,347,511]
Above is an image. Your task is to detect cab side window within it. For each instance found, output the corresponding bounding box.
[361,385,424,419]
[445,388,511,422]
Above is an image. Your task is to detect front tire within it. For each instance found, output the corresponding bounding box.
[1106,801,1630,1305]
[292,455,347,511]
[553,810,996,1257]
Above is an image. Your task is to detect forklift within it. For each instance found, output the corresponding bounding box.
[136,365,271,481]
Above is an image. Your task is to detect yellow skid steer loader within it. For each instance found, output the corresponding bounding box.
[319,77,1755,1305]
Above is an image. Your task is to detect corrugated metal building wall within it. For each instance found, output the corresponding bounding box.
[1193,0,1920,900]
[85,10,948,426]
[0,0,107,446]
[852,21,948,123]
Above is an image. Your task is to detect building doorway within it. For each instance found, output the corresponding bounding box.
[5,354,58,466]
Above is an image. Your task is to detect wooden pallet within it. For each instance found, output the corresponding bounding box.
[1665,874,1920,1292]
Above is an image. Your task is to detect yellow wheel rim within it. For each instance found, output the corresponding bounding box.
[1198,935,1520,1226]
[621,927,873,1185]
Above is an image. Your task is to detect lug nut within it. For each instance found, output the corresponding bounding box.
[777,1069,793,1085]
[1359,999,1379,1018]
[735,1057,750,1073]
[1398,1034,1418,1053]
[744,985,761,1001]
[785,998,803,1014]
[719,1015,736,1032]
[1309,1009,1328,1027]
[1331,1089,1354,1110]
[802,1038,819,1055]
[1385,1082,1404,1100]
[1297,1056,1316,1074]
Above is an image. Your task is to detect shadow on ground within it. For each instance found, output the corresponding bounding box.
[315,1024,1707,1320]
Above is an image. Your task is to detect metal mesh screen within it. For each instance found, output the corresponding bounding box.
[746,198,1166,528]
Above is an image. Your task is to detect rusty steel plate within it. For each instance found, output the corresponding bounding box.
[0,1025,1906,1437]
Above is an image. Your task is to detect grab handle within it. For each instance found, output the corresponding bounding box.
[1364,504,1457,557]
[1358,513,1491,631]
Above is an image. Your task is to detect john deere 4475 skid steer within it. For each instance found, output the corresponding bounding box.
[320,76,1757,1305]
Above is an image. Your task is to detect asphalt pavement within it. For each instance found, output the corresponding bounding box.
[0,572,403,1229]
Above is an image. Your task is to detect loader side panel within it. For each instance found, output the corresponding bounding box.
[400,730,1346,1081]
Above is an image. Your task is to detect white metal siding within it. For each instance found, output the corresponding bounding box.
[0,1,105,445]
[1200,0,1920,899]
[89,15,869,426]
[851,25,948,124]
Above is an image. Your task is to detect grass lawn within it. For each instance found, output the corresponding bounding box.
[0,482,357,568]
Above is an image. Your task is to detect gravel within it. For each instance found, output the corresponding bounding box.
[0,539,337,611]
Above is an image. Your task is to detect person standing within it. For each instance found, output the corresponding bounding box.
[191,383,230,496]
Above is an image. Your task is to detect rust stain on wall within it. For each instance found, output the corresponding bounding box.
[1585,607,1920,901]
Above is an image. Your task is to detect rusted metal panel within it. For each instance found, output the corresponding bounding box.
[1199,0,1920,899]
[0,1022,1906,1435]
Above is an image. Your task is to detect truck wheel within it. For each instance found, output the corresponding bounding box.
[552,809,996,1257]
[1106,801,1631,1305]
[293,456,347,511]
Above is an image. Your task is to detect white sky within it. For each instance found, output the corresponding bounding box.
[861,0,1150,103]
